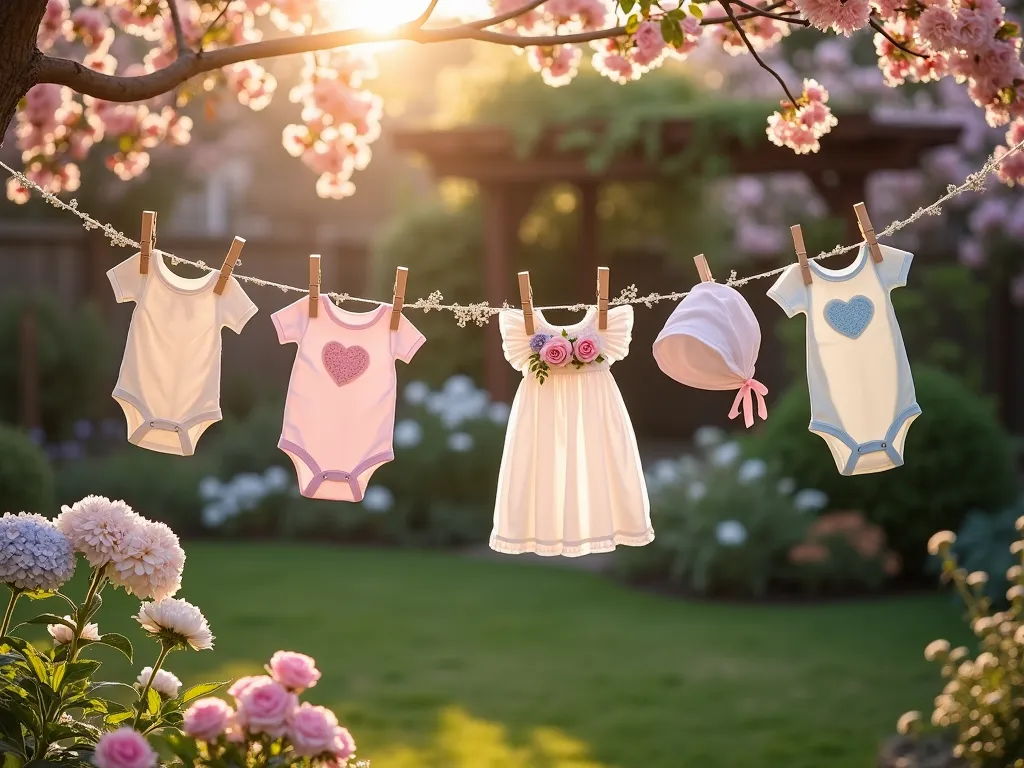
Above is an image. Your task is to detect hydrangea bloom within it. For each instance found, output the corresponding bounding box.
[0,512,76,592]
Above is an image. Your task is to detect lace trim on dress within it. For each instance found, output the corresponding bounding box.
[488,529,655,558]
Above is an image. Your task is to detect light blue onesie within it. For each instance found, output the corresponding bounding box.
[767,243,921,476]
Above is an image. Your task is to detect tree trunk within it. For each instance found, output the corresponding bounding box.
[0,1,48,139]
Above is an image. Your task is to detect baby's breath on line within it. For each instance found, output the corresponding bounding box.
[3,137,1023,326]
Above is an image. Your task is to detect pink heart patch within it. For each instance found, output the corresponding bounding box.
[322,341,370,386]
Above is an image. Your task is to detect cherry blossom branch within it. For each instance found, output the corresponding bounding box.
[869,16,930,58]
[700,1,793,24]
[165,0,189,55]
[199,2,230,53]
[468,0,548,29]
[721,0,798,105]
[723,0,810,26]
[411,0,443,28]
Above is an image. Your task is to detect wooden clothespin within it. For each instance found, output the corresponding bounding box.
[308,254,321,318]
[853,202,883,264]
[694,254,713,283]
[518,271,535,335]
[140,211,157,274]
[790,225,812,286]
[597,266,609,331]
[213,236,245,296]
[390,267,408,331]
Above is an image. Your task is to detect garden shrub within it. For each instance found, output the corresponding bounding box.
[0,295,111,439]
[751,365,1017,575]
[0,424,54,513]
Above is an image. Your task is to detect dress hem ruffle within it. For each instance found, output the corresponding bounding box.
[488,529,655,558]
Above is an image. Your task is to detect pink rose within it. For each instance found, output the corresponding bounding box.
[227,675,258,700]
[288,703,339,757]
[93,728,157,768]
[234,676,296,738]
[183,697,235,742]
[268,650,321,692]
[572,335,602,363]
[540,336,572,367]
[333,726,356,761]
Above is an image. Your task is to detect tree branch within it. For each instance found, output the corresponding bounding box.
[869,16,929,58]
[721,0,798,105]
[411,0,442,28]
[199,2,230,53]
[722,0,809,26]
[166,0,189,56]
[33,0,810,102]
[468,0,547,29]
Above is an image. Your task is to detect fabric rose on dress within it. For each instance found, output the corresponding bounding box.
[572,334,602,363]
[540,336,572,366]
[93,728,157,768]
[529,333,551,353]
[183,697,235,742]
[267,650,321,692]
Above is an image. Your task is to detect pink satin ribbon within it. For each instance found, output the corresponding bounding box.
[728,377,768,429]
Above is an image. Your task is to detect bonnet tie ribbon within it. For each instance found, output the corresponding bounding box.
[728,377,768,429]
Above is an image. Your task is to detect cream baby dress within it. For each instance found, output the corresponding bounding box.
[490,305,653,557]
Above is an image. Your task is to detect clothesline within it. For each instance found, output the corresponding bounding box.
[2,138,1021,327]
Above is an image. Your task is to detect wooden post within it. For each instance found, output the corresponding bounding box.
[578,182,599,302]
[19,305,39,431]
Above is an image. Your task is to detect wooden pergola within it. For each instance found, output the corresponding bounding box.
[393,113,961,402]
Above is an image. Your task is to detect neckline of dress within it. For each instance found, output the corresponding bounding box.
[535,306,597,333]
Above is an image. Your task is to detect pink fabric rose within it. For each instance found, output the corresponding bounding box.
[540,336,572,367]
[268,650,321,692]
[572,335,602,364]
[183,697,235,742]
[288,703,339,757]
[93,728,157,768]
[234,676,296,738]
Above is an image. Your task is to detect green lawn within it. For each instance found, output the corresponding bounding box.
[14,544,967,768]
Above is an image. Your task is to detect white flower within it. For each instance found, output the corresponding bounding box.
[710,442,741,467]
[924,639,950,661]
[404,381,429,405]
[927,531,957,556]
[688,481,707,502]
[488,402,511,424]
[966,571,989,587]
[793,489,828,512]
[694,426,725,448]
[263,466,290,493]
[443,375,476,398]
[448,432,474,452]
[137,666,182,698]
[109,518,185,601]
[737,459,767,484]
[48,615,99,646]
[394,419,423,449]
[136,598,214,651]
[777,477,796,495]
[56,495,141,567]
[896,711,921,735]
[198,477,223,501]
[716,520,748,547]
[362,486,394,513]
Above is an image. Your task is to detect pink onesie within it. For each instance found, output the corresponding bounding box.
[272,295,425,501]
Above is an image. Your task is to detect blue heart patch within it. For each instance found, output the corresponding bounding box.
[824,295,874,339]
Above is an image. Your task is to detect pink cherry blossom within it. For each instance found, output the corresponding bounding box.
[632,21,668,67]
[68,6,112,52]
[917,5,957,49]
[952,7,1000,50]
[527,45,582,87]
[38,0,69,51]
[795,0,872,36]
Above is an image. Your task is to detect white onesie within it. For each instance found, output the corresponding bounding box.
[107,251,257,455]
[767,243,920,475]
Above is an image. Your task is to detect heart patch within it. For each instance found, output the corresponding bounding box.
[824,295,874,339]
[322,341,370,386]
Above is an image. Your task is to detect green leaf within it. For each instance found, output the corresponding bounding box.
[0,653,24,669]
[93,634,133,663]
[180,681,226,704]
[21,615,75,632]
[20,646,48,685]
[617,0,635,13]
[103,712,133,726]
[146,687,161,716]
[60,660,101,688]
[625,12,640,34]
[20,591,55,602]
[688,2,704,17]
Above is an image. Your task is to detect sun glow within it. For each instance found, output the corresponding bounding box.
[322,0,491,32]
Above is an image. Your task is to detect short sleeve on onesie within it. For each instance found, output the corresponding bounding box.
[392,314,426,364]
[876,245,913,290]
[220,278,258,334]
[272,298,309,345]
[766,263,808,318]
[107,252,145,304]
